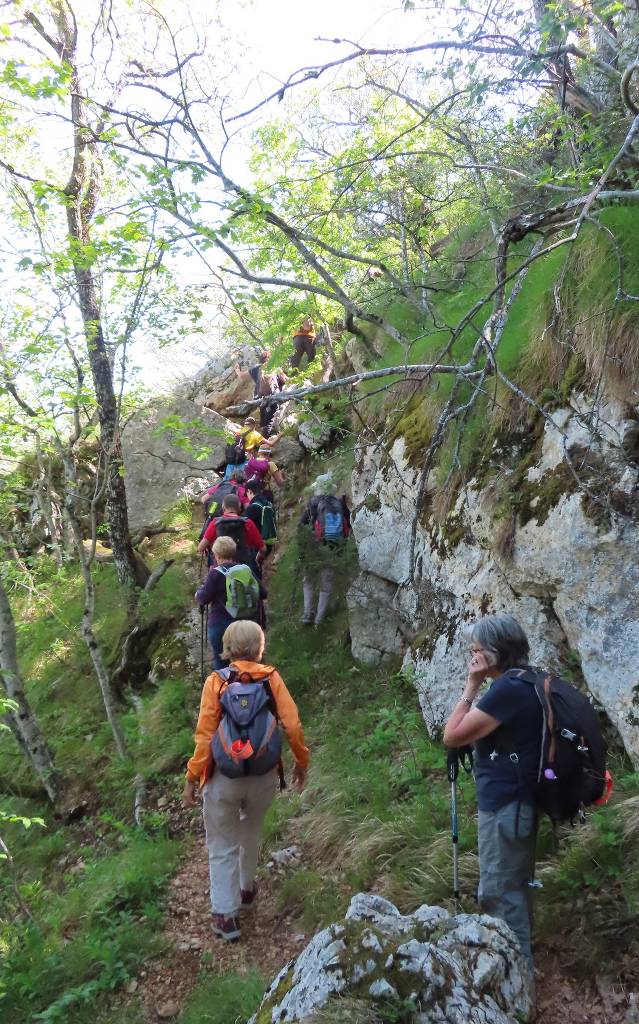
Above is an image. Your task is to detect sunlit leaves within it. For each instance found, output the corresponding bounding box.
[0,58,72,101]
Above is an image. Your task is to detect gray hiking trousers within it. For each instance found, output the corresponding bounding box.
[477,800,537,963]
[202,769,278,915]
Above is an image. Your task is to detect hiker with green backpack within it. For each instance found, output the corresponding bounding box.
[195,536,266,669]
[245,479,277,559]
[443,613,609,969]
[182,620,309,942]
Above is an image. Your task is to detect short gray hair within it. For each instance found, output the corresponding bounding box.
[469,614,530,671]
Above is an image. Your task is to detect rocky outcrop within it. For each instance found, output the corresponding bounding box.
[249,893,532,1023]
[175,344,259,408]
[349,396,639,763]
[121,396,237,533]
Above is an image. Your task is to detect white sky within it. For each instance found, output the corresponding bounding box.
[133,0,423,391]
[0,1,435,399]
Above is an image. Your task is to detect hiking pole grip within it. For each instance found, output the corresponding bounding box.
[447,747,459,783]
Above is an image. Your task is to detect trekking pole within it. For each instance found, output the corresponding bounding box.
[447,747,460,902]
[200,605,205,684]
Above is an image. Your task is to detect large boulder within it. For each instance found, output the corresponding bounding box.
[298,416,334,453]
[348,396,639,763]
[249,893,532,1023]
[202,367,253,414]
[176,344,259,408]
[121,396,237,533]
[270,433,305,468]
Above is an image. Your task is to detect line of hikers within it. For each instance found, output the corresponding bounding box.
[182,348,609,997]
[232,316,323,436]
[185,441,350,941]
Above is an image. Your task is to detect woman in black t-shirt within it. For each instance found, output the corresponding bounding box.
[443,613,541,970]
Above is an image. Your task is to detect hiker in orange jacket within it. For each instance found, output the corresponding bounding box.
[183,620,309,942]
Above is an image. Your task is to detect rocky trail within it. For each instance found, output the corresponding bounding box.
[121,801,626,1024]
[129,803,308,1022]
[121,515,633,1024]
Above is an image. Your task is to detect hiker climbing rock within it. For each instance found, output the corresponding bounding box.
[245,445,285,503]
[289,315,317,370]
[299,480,350,627]
[235,351,287,437]
[198,493,266,574]
[195,536,266,669]
[223,417,280,481]
[182,620,309,942]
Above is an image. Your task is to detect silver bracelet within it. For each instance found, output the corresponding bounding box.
[460,695,473,707]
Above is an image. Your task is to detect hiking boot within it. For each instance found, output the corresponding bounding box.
[240,884,258,913]
[211,913,241,942]
[300,615,314,625]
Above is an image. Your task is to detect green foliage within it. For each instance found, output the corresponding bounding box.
[177,967,265,1024]
[0,833,179,1023]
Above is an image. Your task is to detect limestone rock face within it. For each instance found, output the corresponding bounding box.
[249,893,532,1024]
[349,397,639,763]
[270,434,305,468]
[121,396,237,532]
[177,344,259,409]
[298,417,333,453]
[202,366,253,414]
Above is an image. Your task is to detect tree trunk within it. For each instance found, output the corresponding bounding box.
[50,2,144,590]
[34,442,64,566]
[0,576,60,805]
[64,500,129,759]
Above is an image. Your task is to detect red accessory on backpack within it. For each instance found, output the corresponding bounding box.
[594,769,614,806]
[230,738,255,762]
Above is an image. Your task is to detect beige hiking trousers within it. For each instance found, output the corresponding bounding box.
[202,768,278,915]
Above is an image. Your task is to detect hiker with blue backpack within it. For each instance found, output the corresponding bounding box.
[195,536,266,669]
[443,613,608,969]
[299,481,350,627]
[182,619,309,942]
[222,417,280,481]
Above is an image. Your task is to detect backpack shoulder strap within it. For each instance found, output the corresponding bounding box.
[258,671,278,717]
[215,565,229,577]
[216,666,237,698]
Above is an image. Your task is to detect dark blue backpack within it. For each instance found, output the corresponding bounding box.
[211,668,282,779]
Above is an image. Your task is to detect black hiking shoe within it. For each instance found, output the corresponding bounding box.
[240,884,258,913]
[212,913,241,941]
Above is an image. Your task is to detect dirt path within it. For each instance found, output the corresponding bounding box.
[128,531,630,1024]
[129,802,625,1024]
[133,806,307,1022]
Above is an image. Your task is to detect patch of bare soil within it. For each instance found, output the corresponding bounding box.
[535,950,635,1024]
[132,807,307,1023]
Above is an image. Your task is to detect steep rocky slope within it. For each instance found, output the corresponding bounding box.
[348,393,639,762]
